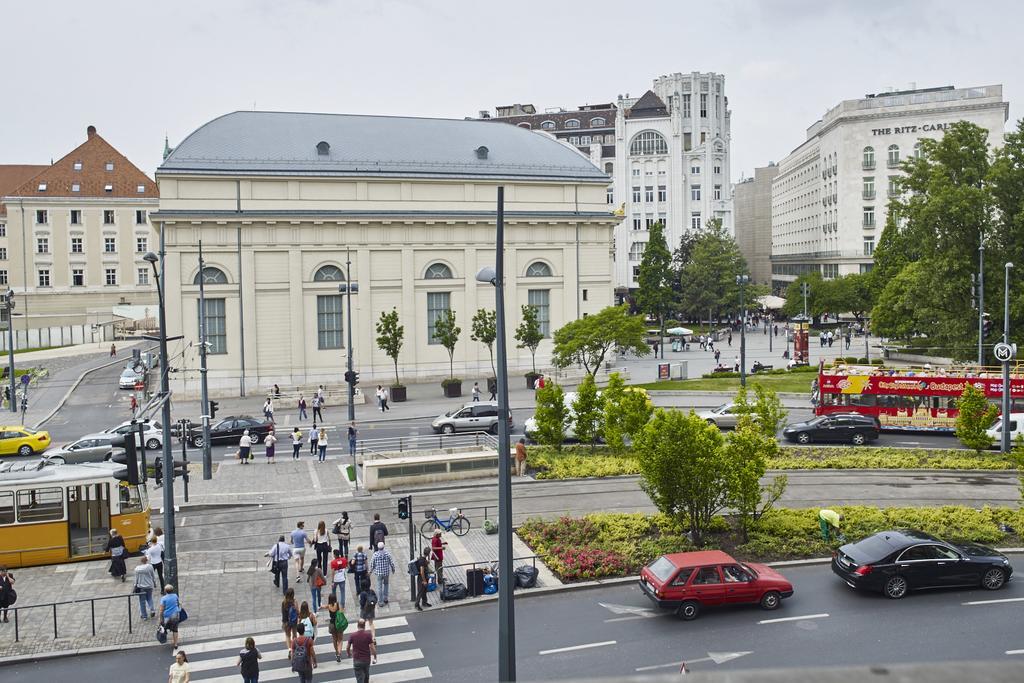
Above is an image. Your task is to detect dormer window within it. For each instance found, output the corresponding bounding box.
[316,141,330,156]
[475,146,489,159]
[137,184,145,193]
[540,121,556,130]
[38,182,47,191]
[564,119,581,129]
[104,184,113,192]
[105,162,114,171]
[72,183,80,192]
[73,161,83,171]
[590,117,606,127]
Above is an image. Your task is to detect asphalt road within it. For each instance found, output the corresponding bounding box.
[6,559,1024,681]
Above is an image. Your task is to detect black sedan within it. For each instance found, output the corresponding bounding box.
[186,415,273,448]
[832,529,1013,599]
[782,413,879,445]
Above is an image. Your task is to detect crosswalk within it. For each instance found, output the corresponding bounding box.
[182,615,431,682]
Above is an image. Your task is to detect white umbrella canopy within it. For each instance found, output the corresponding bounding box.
[666,326,694,336]
[757,294,786,310]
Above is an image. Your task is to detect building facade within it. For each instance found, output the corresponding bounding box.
[154,111,617,396]
[733,163,779,286]
[0,126,159,327]
[770,84,1009,291]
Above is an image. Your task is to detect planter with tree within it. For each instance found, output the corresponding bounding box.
[433,308,463,397]
[515,304,544,388]
[375,308,407,402]
[471,308,498,397]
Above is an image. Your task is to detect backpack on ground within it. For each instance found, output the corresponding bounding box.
[291,637,312,673]
[441,582,468,601]
[514,565,539,589]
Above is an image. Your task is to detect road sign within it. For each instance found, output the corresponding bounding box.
[21,374,29,385]
[994,342,1015,363]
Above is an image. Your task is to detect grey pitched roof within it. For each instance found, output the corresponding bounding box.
[159,111,608,183]
[628,90,668,118]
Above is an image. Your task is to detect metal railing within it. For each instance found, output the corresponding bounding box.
[358,431,499,457]
[4,592,144,643]
[437,556,539,595]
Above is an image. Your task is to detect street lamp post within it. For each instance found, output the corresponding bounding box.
[978,244,985,366]
[339,249,359,490]
[1001,262,1014,455]
[476,185,515,682]
[144,240,177,590]
[736,275,749,387]
[197,241,212,481]
[4,290,14,413]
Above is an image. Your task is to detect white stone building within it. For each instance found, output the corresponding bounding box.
[613,72,733,292]
[154,111,617,396]
[770,84,1009,291]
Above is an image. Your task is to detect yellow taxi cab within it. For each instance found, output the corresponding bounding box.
[0,426,52,456]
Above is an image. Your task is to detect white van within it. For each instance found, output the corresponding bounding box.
[985,413,1024,446]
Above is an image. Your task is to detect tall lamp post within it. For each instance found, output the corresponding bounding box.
[1001,262,1014,454]
[978,243,985,366]
[736,275,749,387]
[143,246,177,589]
[197,241,212,480]
[339,248,359,490]
[476,185,515,682]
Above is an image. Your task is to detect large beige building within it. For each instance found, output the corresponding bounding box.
[154,111,616,396]
[734,163,779,286]
[1,126,159,329]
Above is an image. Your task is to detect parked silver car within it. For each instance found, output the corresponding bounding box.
[696,403,743,429]
[43,435,123,465]
[431,401,513,434]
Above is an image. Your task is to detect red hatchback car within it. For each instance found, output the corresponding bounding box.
[639,550,794,620]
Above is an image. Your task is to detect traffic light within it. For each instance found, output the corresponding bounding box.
[209,400,219,419]
[172,459,189,481]
[983,315,993,337]
[3,289,14,310]
[397,496,409,520]
[345,370,360,386]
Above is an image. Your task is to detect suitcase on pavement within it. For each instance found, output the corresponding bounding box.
[440,582,468,601]
[514,565,539,589]
[466,567,486,596]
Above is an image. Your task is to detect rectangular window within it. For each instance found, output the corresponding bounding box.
[17,487,63,523]
[682,93,691,118]
[863,177,875,199]
[36,237,49,253]
[632,168,641,176]
[657,186,667,202]
[104,237,116,253]
[632,216,641,230]
[644,186,654,203]
[71,237,83,253]
[136,268,148,285]
[632,265,641,280]
[73,161,83,171]
[36,210,48,224]
[691,185,701,201]
[580,135,591,145]
[105,269,117,285]
[103,210,115,225]
[568,136,579,145]
[528,289,550,337]
[38,269,50,287]
[70,209,82,225]
[71,183,80,193]
[135,210,147,225]
[631,186,641,203]
[864,239,875,256]
[683,132,692,150]
[714,184,722,200]
[0,224,5,237]
[72,269,84,286]
[701,132,707,144]
[0,270,6,285]
[888,177,900,197]
[700,93,708,117]
[863,206,875,227]
[691,213,702,231]
[427,291,450,344]
[645,218,655,229]
[201,298,227,354]
[0,248,5,260]
[582,289,588,301]
[606,187,614,204]
[316,295,344,350]
[714,164,722,175]
[136,237,147,253]
[691,163,701,174]
[0,491,12,524]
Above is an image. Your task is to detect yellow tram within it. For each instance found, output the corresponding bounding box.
[0,461,150,568]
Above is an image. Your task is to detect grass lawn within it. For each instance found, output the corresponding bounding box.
[636,372,815,394]
[13,345,59,355]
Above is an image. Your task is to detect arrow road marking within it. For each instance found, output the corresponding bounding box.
[635,651,752,671]
[758,612,829,624]
[540,640,616,656]
[599,602,660,622]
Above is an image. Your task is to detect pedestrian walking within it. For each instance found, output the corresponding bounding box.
[273,383,281,398]
[347,618,377,683]
[845,331,852,350]
[168,650,190,683]
[317,384,326,403]
[329,549,348,606]
[105,529,127,582]
[311,395,323,423]
[307,560,325,612]
[727,331,733,347]
[414,548,431,610]
[488,380,496,401]
[308,424,319,456]
[347,422,358,459]
[326,593,347,663]
[828,331,835,348]
[368,513,388,549]
[332,512,351,556]
[357,580,378,634]
[515,438,528,477]
[236,637,262,683]
[471,382,481,402]
[281,588,298,654]
[158,584,182,650]
[298,396,308,421]
[268,535,293,594]
[714,349,721,365]
[238,430,252,464]
[708,339,714,353]
[110,343,117,357]
[733,356,740,373]
[298,600,317,641]
[380,386,390,411]
[352,545,368,594]
[147,535,165,587]
[133,554,157,620]
[317,427,328,462]
[291,428,302,460]
[374,385,383,411]
[0,567,15,623]
[264,429,277,464]
[291,522,309,577]
[312,521,331,575]
[263,397,274,423]
[291,621,317,683]
[820,333,826,348]
[699,334,705,350]
[371,542,395,605]
[430,529,446,577]
[129,394,138,416]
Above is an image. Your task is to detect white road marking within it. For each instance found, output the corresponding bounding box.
[307,458,322,492]
[635,651,752,672]
[539,640,616,655]
[963,597,1024,606]
[1006,649,1024,655]
[758,613,829,624]
[635,661,684,672]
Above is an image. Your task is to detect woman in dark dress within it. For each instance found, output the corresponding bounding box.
[0,566,15,622]
[105,529,127,581]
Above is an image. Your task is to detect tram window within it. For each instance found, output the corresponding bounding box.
[118,484,144,515]
[16,487,65,523]
[0,492,13,525]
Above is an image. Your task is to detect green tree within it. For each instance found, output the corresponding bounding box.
[955,383,998,453]
[733,384,788,440]
[375,308,405,387]
[533,381,568,451]
[619,389,655,443]
[601,372,628,451]
[552,305,648,377]
[470,308,497,378]
[989,119,1024,333]
[1008,435,1024,503]
[677,219,747,321]
[571,374,605,450]
[823,273,876,324]
[432,309,461,381]
[635,409,728,546]
[781,272,826,320]
[635,221,675,343]
[514,305,544,374]
[723,424,787,542]
[871,261,931,341]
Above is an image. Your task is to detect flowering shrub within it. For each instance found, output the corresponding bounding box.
[546,546,631,581]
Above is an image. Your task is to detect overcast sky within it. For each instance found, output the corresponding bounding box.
[3,0,1019,181]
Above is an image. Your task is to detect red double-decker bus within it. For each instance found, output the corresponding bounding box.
[816,365,1024,432]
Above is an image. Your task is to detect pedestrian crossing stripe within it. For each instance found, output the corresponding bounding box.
[183,615,430,682]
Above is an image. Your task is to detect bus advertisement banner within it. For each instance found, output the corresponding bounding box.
[818,374,1024,399]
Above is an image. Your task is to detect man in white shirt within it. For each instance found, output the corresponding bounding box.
[145,537,165,587]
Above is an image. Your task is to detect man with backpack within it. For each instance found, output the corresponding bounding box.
[291,621,317,683]
[368,513,388,549]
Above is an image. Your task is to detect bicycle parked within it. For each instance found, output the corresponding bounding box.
[420,507,470,539]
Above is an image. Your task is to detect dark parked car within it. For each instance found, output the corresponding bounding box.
[186,416,273,448]
[782,413,879,445]
[832,529,1013,599]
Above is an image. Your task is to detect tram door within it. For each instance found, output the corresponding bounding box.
[67,483,110,556]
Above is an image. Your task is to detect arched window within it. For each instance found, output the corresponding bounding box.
[425,262,453,279]
[525,261,553,277]
[913,141,923,159]
[590,117,606,127]
[193,267,228,285]
[564,119,580,129]
[540,120,556,130]
[887,144,900,167]
[313,265,345,282]
[517,122,532,129]
[629,131,668,156]
[862,146,874,169]
[629,242,645,261]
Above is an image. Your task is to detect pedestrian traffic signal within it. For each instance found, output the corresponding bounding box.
[209,400,219,419]
[345,370,359,386]
[397,496,409,520]
[983,316,993,337]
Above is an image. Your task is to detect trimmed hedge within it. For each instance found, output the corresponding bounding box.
[700,365,819,380]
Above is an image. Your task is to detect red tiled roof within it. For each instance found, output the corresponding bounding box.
[5,126,157,201]
[0,165,48,216]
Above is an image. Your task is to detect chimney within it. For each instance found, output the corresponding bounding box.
[87,125,97,138]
